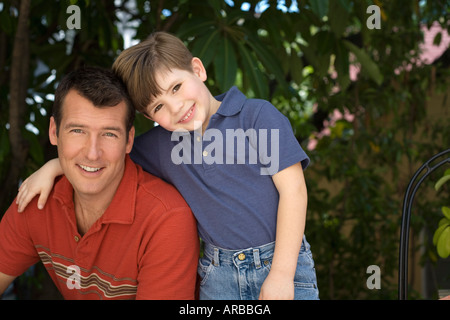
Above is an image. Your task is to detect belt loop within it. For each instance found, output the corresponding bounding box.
[213,247,220,266]
[253,249,261,269]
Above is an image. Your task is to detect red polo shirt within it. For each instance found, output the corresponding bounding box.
[0,156,199,299]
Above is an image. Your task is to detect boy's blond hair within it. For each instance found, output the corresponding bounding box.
[112,31,193,115]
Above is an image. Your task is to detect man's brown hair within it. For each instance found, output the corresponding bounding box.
[53,67,135,138]
[112,32,193,115]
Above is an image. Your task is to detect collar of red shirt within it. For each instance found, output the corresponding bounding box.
[52,155,137,226]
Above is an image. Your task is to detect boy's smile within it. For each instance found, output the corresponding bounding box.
[146,58,221,134]
[178,105,196,124]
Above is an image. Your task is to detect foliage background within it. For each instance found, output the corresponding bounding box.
[0,0,449,299]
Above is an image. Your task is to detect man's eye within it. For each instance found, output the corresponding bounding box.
[71,129,83,134]
[105,132,118,138]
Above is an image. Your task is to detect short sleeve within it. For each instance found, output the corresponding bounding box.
[251,101,310,175]
[0,202,39,276]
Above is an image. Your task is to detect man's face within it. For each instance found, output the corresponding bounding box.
[49,90,134,201]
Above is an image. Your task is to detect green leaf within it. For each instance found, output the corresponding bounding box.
[439,217,450,227]
[214,37,237,92]
[329,0,350,35]
[237,41,268,99]
[245,34,289,91]
[437,227,450,258]
[443,207,450,220]
[176,18,215,39]
[433,32,442,46]
[343,40,383,86]
[22,129,44,165]
[433,222,450,245]
[435,169,450,191]
[310,0,329,19]
[335,41,350,90]
[191,29,220,69]
[289,51,304,84]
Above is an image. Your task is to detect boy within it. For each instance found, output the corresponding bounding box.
[17,32,318,300]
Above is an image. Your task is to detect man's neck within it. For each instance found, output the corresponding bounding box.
[73,193,113,236]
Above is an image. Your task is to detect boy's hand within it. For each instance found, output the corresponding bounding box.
[258,270,294,300]
[16,159,61,212]
[16,174,52,212]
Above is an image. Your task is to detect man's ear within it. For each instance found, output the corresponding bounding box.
[126,126,135,154]
[191,57,207,82]
[49,117,58,146]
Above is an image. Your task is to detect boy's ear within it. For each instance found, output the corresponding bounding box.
[191,57,207,81]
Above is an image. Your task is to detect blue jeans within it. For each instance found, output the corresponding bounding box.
[198,236,319,300]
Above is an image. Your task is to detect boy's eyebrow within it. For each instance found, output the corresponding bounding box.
[162,79,180,94]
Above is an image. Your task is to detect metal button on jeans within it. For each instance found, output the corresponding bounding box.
[238,253,246,260]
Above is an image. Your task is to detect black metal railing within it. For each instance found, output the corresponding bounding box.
[399,148,450,300]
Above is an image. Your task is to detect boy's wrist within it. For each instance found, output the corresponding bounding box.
[268,265,295,281]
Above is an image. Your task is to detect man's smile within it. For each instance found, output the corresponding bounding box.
[78,164,103,173]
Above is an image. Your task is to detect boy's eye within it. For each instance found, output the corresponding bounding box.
[173,83,181,93]
[154,104,163,113]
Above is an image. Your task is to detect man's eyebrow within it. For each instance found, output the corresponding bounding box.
[102,126,124,132]
[63,123,86,130]
[64,123,124,132]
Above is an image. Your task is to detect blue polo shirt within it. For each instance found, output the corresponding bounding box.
[130,86,309,249]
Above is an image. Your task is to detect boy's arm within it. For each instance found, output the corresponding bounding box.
[259,162,307,300]
[17,158,62,212]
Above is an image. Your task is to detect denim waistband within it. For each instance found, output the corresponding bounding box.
[203,241,276,269]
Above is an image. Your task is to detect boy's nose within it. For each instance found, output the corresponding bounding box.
[169,98,184,115]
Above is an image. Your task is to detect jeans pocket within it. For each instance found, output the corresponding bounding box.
[294,242,319,299]
[197,255,214,286]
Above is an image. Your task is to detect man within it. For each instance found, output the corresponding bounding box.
[0,67,199,299]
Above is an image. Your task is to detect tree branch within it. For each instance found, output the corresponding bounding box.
[1,0,31,211]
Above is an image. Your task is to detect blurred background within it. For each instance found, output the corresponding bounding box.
[0,0,449,299]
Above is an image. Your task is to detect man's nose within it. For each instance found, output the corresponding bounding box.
[85,135,101,160]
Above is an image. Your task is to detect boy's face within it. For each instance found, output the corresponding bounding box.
[145,58,221,133]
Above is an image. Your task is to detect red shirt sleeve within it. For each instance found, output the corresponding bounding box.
[0,200,40,277]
